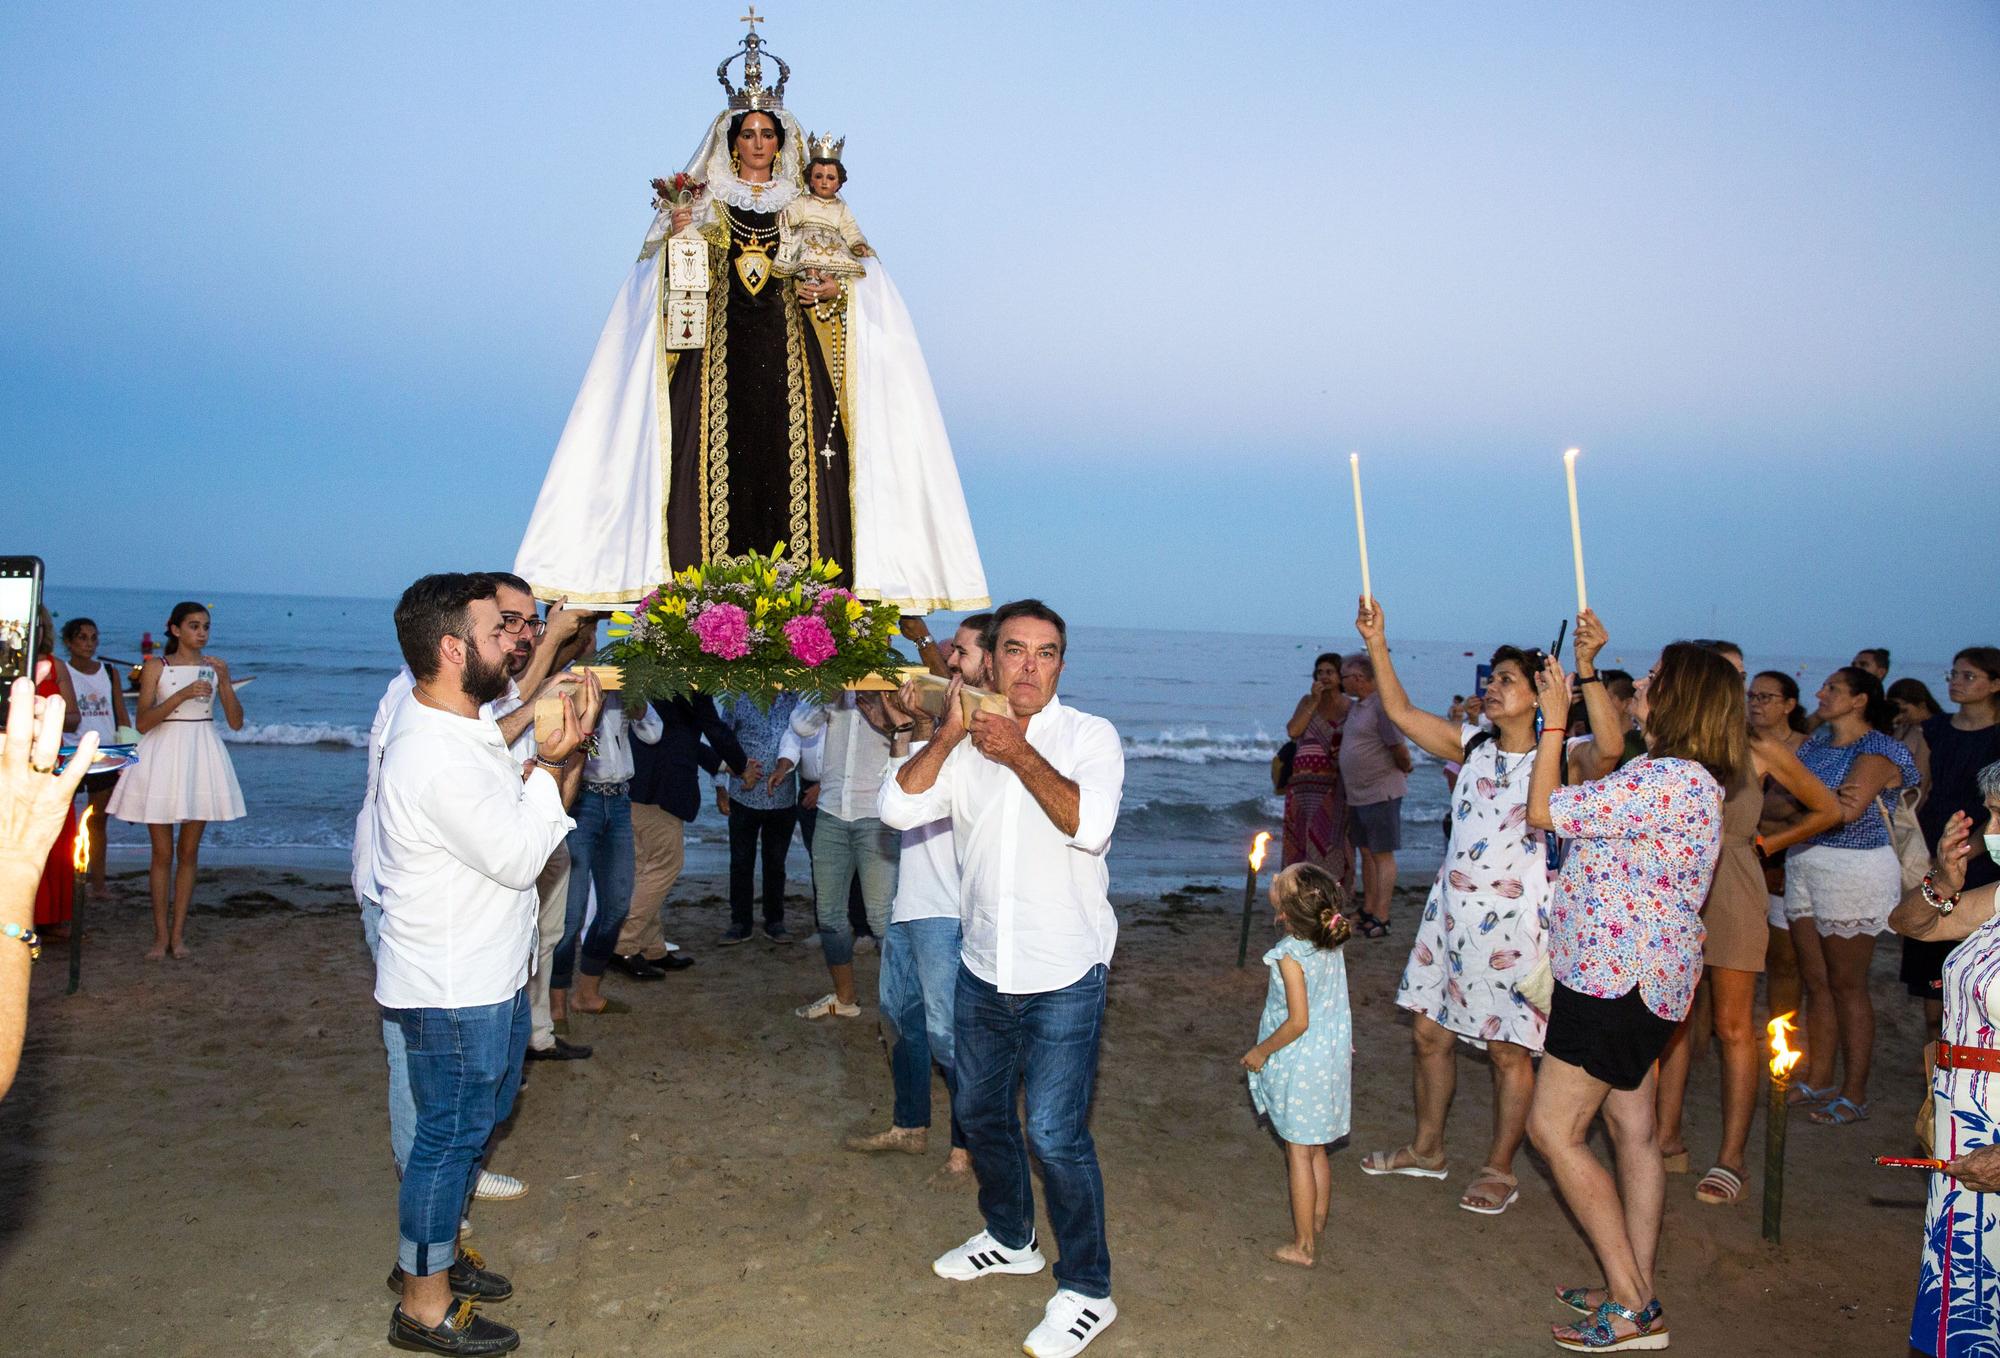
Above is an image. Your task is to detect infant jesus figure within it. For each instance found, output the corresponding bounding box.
[776,132,873,290]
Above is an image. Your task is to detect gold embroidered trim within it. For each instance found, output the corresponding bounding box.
[703,235,733,562]
[853,591,994,613]
[782,287,812,566]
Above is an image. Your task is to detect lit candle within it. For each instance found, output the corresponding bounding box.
[1349,452,1372,605]
[1563,447,1587,612]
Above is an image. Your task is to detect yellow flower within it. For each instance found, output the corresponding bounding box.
[611,610,634,625]
[659,596,687,616]
[754,597,771,620]
[845,599,864,623]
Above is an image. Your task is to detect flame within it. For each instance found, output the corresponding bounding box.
[1767,1011,1801,1081]
[1248,831,1271,872]
[72,804,94,873]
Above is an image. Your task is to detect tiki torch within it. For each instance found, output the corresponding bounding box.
[1236,832,1272,967]
[1762,1011,1801,1243]
[68,805,92,995]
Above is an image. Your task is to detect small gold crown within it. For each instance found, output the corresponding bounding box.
[806,131,845,163]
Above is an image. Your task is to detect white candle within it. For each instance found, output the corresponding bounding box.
[1564,447,1587,612]
[1350,451,1372,604]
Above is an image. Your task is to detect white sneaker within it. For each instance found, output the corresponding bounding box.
[794,993,862,1020]
[473,1170,527,1201]
[1024,1289,1117,1358]
[932,1228,1046,1281]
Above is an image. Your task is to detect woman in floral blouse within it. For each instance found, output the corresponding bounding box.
[1523,641,1741,1353]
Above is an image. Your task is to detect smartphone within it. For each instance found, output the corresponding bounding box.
[0,557,45,722]
[1550,618,1569,663]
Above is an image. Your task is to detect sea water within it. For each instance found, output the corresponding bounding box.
[49,586,1934,897]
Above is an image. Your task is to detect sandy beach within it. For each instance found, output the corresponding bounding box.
[1,864,1927,1357]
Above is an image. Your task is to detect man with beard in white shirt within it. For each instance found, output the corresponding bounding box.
[374,572,592,1355]
[879,600,1125,1358]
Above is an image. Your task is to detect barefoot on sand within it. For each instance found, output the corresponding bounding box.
[1271,1244,1315,1268]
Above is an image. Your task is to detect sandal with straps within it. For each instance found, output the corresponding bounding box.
[1356,913,1390,939]
[1785,1081,1834,1107]
[1459,1166,1519,1215]
[1553,1298,1668,1352]
[1694,1164,1745,1204]
[1808,1095,1870,1126]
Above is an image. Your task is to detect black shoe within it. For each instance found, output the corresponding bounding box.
[763,924,793,945]
[524,1035,594,1061]
[387,1247,513,1303]
[719,927,752,946]
[610,953,667,981]
[656,951,696,971]
[389,1299,520,1355]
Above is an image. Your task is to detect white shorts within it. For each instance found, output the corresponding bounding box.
[1767,892,1787,931]
[1783,843,1899,939]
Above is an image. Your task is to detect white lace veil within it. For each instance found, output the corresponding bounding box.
[681,107,807,215]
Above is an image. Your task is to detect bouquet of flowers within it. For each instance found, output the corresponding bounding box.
[651,173,706,209]
[605,544,905,707]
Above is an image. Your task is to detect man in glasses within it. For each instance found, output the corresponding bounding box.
[480,575,601,1066]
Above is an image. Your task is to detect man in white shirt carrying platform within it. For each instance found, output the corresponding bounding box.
[846,613,992,1178]
[879,600,1125,1358]
[373,573,590,1357]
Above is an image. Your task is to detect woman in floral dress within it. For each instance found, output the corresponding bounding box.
[1889,765,2000,1358]
[1281,653,1352,887]
[1350,601,1621,1217]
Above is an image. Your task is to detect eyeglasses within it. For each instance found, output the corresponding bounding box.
[1746,692,1788,704]
[499,613,548,638]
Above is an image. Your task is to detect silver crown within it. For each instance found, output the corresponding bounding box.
[717,7,789,111]
[806,131,845,163]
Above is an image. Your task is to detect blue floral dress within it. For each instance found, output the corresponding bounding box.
[1912,911,2000,1356]
[1248,934,1352,1145]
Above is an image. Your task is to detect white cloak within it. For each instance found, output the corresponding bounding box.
[515,242,988,612]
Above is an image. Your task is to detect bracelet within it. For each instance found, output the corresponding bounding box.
[534,754,570,771]
[891,723,914,734]
[2,922,40,961]
[1920,872,1962,914]
[1577,674,1604,686]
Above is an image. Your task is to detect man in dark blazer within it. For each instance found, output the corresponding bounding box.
[611,694,747,977]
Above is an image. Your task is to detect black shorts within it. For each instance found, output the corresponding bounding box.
[1544,982,1678,1091]
[82,771,120,797]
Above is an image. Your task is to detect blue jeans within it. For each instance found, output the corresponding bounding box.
[953,963,1111,1299]
[810,814,897,966]
[880,917,965,1145]
[555,788,636,986]
[360,900,416,1173]
[389,988,530,1276]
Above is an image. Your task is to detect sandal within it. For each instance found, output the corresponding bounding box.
[1556,1286,1606,1316]
[1357,913,1390,939]
[1459,1166,1519,1215]
[571,996,631,1016]
[1808,1096,1870,1126]
[1785,1081,1834,1107]
[1659,1148,1690,1174]
[1553,1298,1668,1352]
[1359,1145,1449,1179]
[1694,1165,1745,1204]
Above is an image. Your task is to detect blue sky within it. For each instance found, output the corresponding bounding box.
[3,1,1995,654]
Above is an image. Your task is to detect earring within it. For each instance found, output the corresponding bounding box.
[730,151,741,174]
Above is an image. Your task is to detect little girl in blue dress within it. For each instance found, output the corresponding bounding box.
[1242,862,1355,1266]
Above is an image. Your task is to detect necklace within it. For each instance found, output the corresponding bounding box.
[1492,743,1533,788]
[722,207,779,295]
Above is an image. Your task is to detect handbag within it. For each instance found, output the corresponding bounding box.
[1877,788,1928,895]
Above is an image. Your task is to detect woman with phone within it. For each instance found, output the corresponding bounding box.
[1280,653,1352,888]
[61,617,130,890]
[108,601,245,959]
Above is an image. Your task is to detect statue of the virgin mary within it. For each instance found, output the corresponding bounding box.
[514,14,988,617]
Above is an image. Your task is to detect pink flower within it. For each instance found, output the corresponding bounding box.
[783,614,837,667]
[691,602,752,659]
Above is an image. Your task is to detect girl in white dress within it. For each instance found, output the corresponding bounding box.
[61,617,131,889]
[109,602,245,959]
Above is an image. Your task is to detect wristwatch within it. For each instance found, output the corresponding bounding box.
[1577,674,1604,686]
